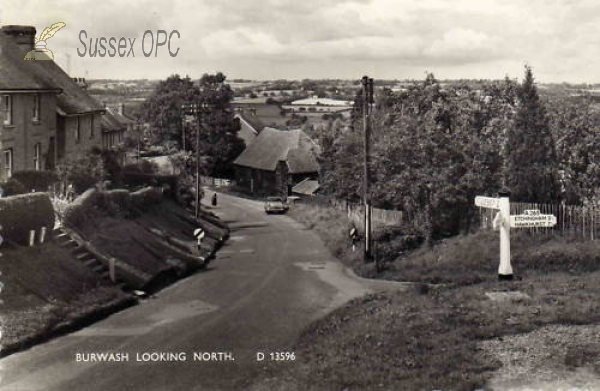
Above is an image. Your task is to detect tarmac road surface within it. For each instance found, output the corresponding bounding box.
[0,191,405,391]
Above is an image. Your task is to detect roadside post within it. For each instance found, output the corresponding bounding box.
[475,192,557,280]
[497,190,512,280]
[475,193,511,280]
[194,228,205,250]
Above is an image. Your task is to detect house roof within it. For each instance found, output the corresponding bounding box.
[292,179,320,196]
[233,127,319,174]
[236,111,265,133]
[102,108,132,132]
[0,32,104,115]
[235,112,265,147]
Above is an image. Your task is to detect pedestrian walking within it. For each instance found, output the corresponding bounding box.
[211,193,218,207]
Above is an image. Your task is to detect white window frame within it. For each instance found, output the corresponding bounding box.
[33,94,41,122]
[90,114,95,138]
[4,149,13,178]
[34,142,42,170]
[3,95,12,126]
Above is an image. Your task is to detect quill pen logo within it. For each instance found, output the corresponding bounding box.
[24,22,66,61]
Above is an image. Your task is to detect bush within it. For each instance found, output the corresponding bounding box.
[0,193,55,244]
[130,187,164,211]
[11,170,59,192]
[62,188,99,229]
[0,178,28,197]
[99,149,124,182]
[97,189,131,216]
[57,152,105,194]
[122,160,158,175]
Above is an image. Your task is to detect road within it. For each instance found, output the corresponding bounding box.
[0,192,404,391]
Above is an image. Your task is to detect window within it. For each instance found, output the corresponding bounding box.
[75,116,81,143]
[4,149,13,178]
[3,95,12,126]
[90,115,94,138]
[33,143,42,170]
[32,94,41,122]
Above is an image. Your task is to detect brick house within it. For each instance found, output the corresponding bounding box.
[233,127,319,196]
[0,25,104,181]
[101,104,133,150]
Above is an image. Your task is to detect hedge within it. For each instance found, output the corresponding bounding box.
[11,170,59,192]
[0,178,28,197]
[0,193,55,244]
[63,187,165,228]
[62,188,99,229]
[120,172,178,197]
[130,187,164,211]
[98,189,131,215]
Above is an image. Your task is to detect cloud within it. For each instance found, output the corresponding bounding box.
[423,28,501,64]
[3,0,600,81]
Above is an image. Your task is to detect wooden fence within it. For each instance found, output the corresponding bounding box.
[298,196,404,229]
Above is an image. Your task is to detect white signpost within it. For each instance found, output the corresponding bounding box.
[509,209,557,228]
[475,194,557,280]
[475,196,501,210]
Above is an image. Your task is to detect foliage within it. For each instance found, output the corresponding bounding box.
[11,170,59,192]
[0,192,55,244]
[56,150,106,194]
[547,95,600,204]
[62,188,99,228]
[122,160,159,175]
[321,74,515,240]
[142,74,200,149]
[193,72,245,178]
[505,66,560,203]
[0,178,28,197]
[143,73,244,178]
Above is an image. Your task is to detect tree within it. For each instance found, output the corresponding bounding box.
[193,72,244,178]
[143,74,200,149]
[505,66,560,203]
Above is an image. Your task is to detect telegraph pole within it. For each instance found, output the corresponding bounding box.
[182,102,212,220]
[362,76,374,264]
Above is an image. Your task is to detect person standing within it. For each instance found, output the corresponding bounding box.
[211,193,218,207]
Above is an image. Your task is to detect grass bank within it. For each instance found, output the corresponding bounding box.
[253,203,600,390]
[0,242,134,357]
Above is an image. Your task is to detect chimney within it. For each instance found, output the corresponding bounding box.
[1,25,36,57]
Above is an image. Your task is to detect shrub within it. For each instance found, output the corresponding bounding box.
[97,189,131,216]
[130,187,163,211]
[0,193,54,244]
[0,178,28,197]
[56,152,106,194]
[99,149,124,182]
[11,170,59,192]
[122,160,158,175]
[62,188,99,229]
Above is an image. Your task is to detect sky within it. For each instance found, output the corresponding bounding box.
[1,0,599,83]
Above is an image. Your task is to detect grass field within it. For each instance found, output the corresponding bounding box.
[247,203,600,390]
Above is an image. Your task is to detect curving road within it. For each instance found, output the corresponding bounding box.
[0,191,404,391]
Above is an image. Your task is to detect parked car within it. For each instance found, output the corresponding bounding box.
[264,196,289,214]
